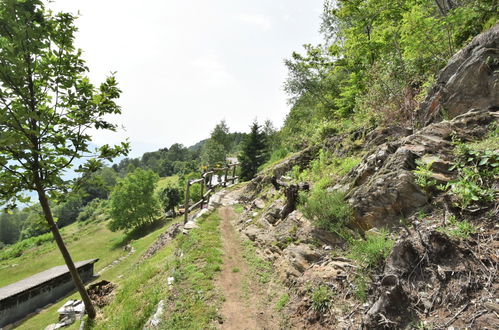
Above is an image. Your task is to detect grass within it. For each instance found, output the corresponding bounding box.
[233,203,244,214]
[241,239,273,284]
[438,215,476,239]
[275,293,289,311]
[157,211,223,329]
[311,285,334,313]
[19,212,222,329]
[347,230,394,268]
[0,221,126,287]
[347,230,395,301]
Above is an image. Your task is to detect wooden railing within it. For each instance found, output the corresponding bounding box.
[183,163,239,223]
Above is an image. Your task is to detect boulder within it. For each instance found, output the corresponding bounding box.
[417,24,499,125]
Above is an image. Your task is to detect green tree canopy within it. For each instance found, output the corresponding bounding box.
[108,168,160,232]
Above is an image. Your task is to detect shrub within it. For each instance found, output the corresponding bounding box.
[77,198,106,223]
[300,189,352,236]
[444,142,498,209]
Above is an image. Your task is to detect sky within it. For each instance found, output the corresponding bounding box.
[49,0,324,158]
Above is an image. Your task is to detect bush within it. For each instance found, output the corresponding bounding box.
[300,189,352,236]
[444,142,498,209]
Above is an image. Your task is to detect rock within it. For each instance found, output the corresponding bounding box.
[184,221,198,229]
[253,198,266,209]
[283,244,321,273]
[349,150,428,229]
[263,199,285,225]
[365,126,413,148]
[57,299,85,319]
[243,225,260,241]
[143,300,165,329]
[417,24,499,124]
[363,274,411,329]
[349,108,498,229]
[240,145,319,201]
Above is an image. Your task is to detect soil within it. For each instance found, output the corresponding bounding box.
[216,205,282,330]
[87,280,115,308]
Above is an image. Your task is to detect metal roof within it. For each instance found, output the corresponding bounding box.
[0,259,98,301]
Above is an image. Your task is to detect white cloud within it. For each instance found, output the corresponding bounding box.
[237,13,272,30]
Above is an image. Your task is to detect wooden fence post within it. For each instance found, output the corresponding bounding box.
[224,167,229,187]
[199,177,205,209]
[184,180,191,224]
[232,164,237,184]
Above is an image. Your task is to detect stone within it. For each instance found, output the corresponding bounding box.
[263,199,285,225]
[253,198,265,209]
[243,225,260,241]
[417,24,499,124]
[143,300,165,329]
[184,221,198,230]
[283,244,321,273]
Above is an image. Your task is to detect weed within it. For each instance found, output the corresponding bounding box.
[353,273,369,301]
[414,159,437,191]
[444,141,498,209]
[233,204,244,214]
[348,230,394,268]
[275,293,290,311]
[232,267,240,273]
[438,215,476,239]
[311,285,334,314]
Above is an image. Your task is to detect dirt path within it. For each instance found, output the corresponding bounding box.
[217,206,279,330]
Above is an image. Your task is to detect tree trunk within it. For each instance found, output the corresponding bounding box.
[36,187,96,319]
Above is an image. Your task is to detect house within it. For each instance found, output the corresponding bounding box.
[0,259,98,328]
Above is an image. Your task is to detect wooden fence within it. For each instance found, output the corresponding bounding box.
[183,163,239,223]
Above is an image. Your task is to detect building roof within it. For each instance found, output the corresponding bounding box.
[0,259,98,301]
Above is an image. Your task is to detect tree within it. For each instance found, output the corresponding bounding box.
[0,0,129,318]
[210,119,231,152]
[238,121,268,181]
[108,169,160,232]
[159,185,182,216]
[201,139,226,167]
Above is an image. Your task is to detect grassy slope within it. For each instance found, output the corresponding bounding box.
[7,218,174,330]
[0,221,126,287]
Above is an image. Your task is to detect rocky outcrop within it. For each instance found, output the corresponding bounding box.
[348,108,498,229]
[240,145,318,201]
[417,23,499,125]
